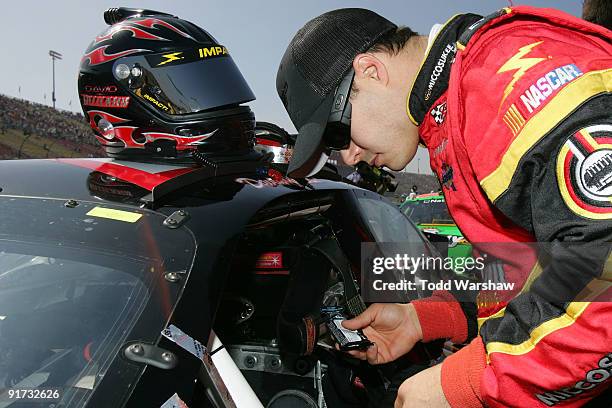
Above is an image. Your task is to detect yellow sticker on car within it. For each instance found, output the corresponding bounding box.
[86,207,143,223]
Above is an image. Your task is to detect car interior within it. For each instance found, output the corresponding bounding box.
[210,190,446,408]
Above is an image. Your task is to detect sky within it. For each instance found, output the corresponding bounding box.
[0,1,583,174]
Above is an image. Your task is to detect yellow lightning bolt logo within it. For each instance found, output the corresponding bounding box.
[157,52,184,66]
[497,41,546,108]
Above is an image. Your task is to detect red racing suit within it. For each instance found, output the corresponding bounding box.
[408,6,612,407]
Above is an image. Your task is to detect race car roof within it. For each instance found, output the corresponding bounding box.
[0,158,350,203]
[0,157,358,252]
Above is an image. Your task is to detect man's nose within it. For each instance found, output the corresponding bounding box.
[340,142,362,166]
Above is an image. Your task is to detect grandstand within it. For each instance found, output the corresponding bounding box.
[0,94,103,159]
[0,143,17,160]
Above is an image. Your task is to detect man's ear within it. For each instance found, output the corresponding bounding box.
[353,53,389,86]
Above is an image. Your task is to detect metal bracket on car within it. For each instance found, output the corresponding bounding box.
[163,210,190,229]
[225,344,318,379]
[123,342,178,370]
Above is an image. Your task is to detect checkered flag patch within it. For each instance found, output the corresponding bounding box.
[430,102,447,125]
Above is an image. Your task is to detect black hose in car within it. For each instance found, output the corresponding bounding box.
[276,247,330,356]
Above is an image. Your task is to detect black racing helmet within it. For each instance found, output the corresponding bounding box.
[78,7,256,160]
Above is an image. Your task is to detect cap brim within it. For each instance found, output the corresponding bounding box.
[287,95,335,178]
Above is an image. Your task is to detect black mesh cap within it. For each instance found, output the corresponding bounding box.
[277,8,397,177]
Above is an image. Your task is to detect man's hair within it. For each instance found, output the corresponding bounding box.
[368,26,419,55]
[350,26,418,97]
[583,0,612,30]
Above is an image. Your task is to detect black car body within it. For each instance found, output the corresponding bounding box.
[0,158,441,407]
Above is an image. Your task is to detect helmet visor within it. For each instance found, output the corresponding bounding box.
[113,46,255,116]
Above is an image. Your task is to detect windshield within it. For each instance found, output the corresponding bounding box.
[0,197,196,407]
[357,196,424,242]
[401,199,454,225]
[354,192,454,303]
[0,246,149,407]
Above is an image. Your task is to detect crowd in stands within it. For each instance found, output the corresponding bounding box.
[0,143,17,160]
[0,94,103,158]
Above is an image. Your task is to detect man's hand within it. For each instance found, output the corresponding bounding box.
[341,303,422,364]
[395,364,450,408]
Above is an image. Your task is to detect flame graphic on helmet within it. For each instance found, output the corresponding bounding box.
[94,25,167,44]
[86,109,218,151]
[128,18,194,40]
[84,17,194,66]
[81,46,150,66]
[87,110,130,127]
[93,17,194,45]
[143,129,218,150]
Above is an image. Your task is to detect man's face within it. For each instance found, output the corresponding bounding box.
[339,55,420,171]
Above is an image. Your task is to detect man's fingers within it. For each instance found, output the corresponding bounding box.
[343,344,378,363]
[366,342,380,365]
[342,305,378,330]
[346,349,367,360]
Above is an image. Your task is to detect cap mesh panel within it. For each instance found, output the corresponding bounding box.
[291,9,396,97]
